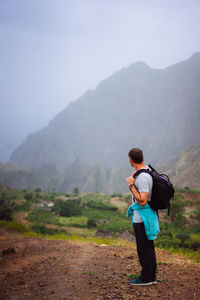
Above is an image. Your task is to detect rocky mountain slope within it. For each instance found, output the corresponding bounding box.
[162,144,200,189]
[1,144,200,192]
[10,53,200,170]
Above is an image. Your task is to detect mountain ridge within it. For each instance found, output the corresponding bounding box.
[2,144,200,193]
[10,53,200,170]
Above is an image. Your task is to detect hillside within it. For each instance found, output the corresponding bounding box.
[0,185,200,299]
[45,157,133,194]
[1,144,200,192]
[46,144,200,192]
[162,144,200,189]
[0,229,200,299]
[10,53,200,170]
[0,162,58,190]
[0,159,131,193]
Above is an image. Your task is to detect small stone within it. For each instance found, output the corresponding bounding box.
[2,247,16,255]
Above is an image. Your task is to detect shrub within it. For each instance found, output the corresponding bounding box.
[0,206,13,221]
[176,232,191,244]
[24,192,33,202]
[86,200,118,211]
[0,193,6,205]
[110,193,122,198]
[190,241,200,251]
[159,231,173,238]
[155,238,179,249]
[31,223,65,235]
[52,199,63,214]
[170,193,185,226]
[60,200,82,217]
[0,220,30,233]
[87,219,96,228]
[52,199,82,217]
[174,213,187,227]
[184,187,190,191]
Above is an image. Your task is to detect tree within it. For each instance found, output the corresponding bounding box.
[170,193,185,223]
[60,200,82,217]
[0,193,5,206]
[176,232,190,244]
[52,199,82,217]
[52,198,64,215]
[73,187,79,196]
[24,192,33,202]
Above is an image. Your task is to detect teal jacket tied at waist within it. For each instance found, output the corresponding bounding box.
[127,203,160,240]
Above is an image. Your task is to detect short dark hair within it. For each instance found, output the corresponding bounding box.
[128,148,144,164]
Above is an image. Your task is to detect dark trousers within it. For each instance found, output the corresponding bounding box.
[133,222,157,282]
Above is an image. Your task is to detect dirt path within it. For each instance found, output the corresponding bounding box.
[0,229,200,300]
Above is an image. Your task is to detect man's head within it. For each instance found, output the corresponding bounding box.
[128,148,144,166]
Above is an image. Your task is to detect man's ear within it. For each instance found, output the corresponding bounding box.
[129,157,135,167]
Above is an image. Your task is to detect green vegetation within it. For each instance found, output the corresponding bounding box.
[73,187,79,196]
[31,223,66,235]
[0,205,13,221]
[87,219,96,228]
[52,198,82,217]
[27,209,58,224]
[175,232,191,244]
[0,184,200,262]
[175,187,200,195]
[0,220,30,233]
[170,193,186,223]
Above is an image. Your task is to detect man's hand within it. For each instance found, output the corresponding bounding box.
[126,176,136,187]
[126,176,148,206]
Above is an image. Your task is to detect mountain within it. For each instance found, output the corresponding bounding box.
[44,157,133,194]
[0,162,58,190]
[0,141,20,163]
[0,159,132,194]
[1,144,200,193]
[44,144,200,193]
[161,144,200,189]
[10,53,200,170]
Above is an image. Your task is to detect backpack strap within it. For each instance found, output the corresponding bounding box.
[167,203,171,216]
[133,167,158,214]
[133,168,151,179]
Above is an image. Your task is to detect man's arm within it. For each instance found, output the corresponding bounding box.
[126,176,149,206]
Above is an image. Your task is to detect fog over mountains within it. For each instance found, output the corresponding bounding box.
[10,53,200,171]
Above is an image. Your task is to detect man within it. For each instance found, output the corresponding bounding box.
[126,147,159,286]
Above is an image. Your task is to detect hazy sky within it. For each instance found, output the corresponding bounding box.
[1,0,200,161]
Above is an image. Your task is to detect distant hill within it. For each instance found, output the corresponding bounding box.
[10,53,200,170]
[1,144,200,193]
[45,144,200,193]
[0,162,58,190]
[161,144,200,189]
[44,158,132,194]
[0,159,132,194]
